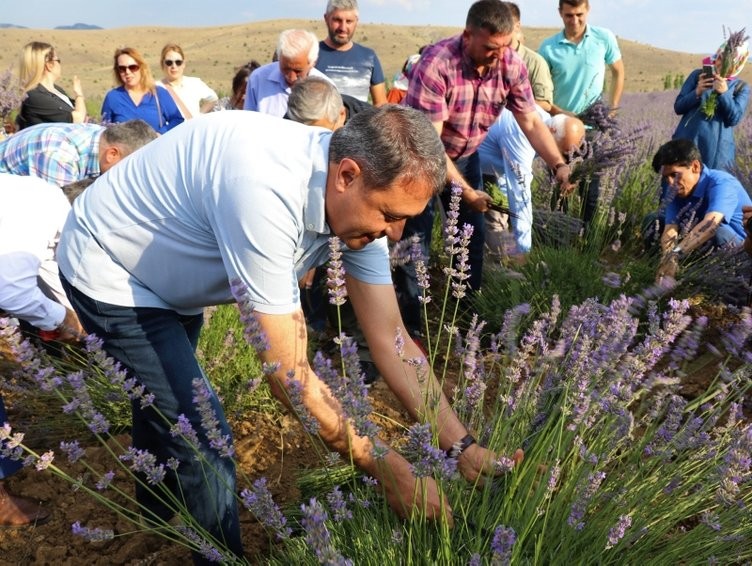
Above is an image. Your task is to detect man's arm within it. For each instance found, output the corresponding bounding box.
[253,306,451,521]
[431,120,491,212]
[512,109,572,188]
[657,213,724,280]
[608,58,625,111]
[346,275,523,481]
[370,83,387,107]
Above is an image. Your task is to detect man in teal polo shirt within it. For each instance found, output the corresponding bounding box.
[538,0,624,225]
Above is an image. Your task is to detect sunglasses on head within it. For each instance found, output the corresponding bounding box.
[117,64,140,73]
[164,59,183,67]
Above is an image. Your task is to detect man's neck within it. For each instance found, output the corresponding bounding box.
[564,27,586,44]
[323,38,353,51]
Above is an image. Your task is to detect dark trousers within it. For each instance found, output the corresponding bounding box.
[394,152,485,334]
[61,277,243,565]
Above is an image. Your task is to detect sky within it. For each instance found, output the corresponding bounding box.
[6,0,752,55]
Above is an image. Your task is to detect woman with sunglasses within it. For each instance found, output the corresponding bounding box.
[159,43,218,118]
[101,47,183,134]
[16,41,86,130]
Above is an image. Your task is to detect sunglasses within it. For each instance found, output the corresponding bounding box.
[117,64,140,74]
[164,59,183,67]
[49,58,61,64]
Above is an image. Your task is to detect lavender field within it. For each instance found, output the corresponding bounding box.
[2,89,752,564]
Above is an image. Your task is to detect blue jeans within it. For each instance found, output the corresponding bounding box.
[394,153,485,334]
[61,277,243,565]
[0,394,23,480]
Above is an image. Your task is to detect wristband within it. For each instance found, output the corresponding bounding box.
[446,434,477,459]
[670,245,684,259]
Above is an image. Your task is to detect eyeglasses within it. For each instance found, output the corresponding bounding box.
[117,64,140,74]
[164,59,183,67]
[48,58,61,64]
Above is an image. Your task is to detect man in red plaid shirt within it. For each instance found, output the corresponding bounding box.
[394,0,572,336]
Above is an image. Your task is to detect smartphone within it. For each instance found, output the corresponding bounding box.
[703,64,715,78]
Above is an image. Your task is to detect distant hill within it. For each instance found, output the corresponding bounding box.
[0,23,27,29]
[54,23,102,30]
[0,19,749,103]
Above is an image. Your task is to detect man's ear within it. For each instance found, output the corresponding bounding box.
[334,158,361,192]
[691,159,702,174]
[104,144,123,166]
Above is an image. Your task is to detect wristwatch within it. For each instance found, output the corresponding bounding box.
[670,245,684,259]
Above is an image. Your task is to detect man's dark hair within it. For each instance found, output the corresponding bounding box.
[652,139,703,173]
[559,0,589,9]
[466,0,514,35]
[101,120,158,156]
[503,1,520,21]
[61,177,96,204]
[329,105,446,194]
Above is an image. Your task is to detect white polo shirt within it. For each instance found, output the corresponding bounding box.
[0,174,72,329]
[57,111,391,315]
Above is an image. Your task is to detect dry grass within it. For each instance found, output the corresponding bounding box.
[1,19,751,107]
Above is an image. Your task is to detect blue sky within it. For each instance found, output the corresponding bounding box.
[7,0,751,55]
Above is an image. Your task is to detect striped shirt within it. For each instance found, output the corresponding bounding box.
[405,34,536,160]
[0,122,103,187]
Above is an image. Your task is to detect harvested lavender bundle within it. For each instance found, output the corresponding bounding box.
[700,28,749,119]
[0,67,23,123]
[565,126,648,187]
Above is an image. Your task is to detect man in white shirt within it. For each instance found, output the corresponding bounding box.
[0,173,87,526]
[244,29,332,117]
[58,107,523,562]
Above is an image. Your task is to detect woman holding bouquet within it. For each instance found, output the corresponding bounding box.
[672,30,750,171]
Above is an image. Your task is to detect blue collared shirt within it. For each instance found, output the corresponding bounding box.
[243,62,332,117]
[666,166,752,240]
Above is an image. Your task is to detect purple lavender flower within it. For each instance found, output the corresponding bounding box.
[229,278,270,352]
[467,554,481,566]
[700,511,722,532]
[240,477,292,540]
[314,336,378,439]
[192,378,235,458]
[169,414,201,446]
[327,237,348,306]
[567,471,606,530]
[300,498,352,566]
[60,440,85,463]
[283,375,321,435]
[602,271,622,288]
[175,525,224,562]
[605,514,632,549]
[71,521,115,542]
[491,525,516,565]
[404,423,457,480]
[326,485,352,521]
[35,450,55,471]
[119,447,166,485]
[96,470,116,491]
[716,425,752,506]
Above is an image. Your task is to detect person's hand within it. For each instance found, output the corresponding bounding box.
[457,444,524,484]
[554,164,576,197]
[57,307,86,344]
[713,76,729,95]
[72,75,84,99]
[695,72,714,97]
[378,449,453,525]
[463,188,492,213]
[656,253,679,283]
[299,268,316,289]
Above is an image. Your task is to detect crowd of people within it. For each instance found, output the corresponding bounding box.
[0,0,750,562]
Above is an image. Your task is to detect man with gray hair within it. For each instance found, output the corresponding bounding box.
[286,75,346,130]
[315,0,387,105]
[478,110,585,258]
[58,106,522,562]
[244,29,332,117]
[0,120,157,187]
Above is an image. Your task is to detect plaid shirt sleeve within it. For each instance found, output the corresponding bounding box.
[404,49,450,125]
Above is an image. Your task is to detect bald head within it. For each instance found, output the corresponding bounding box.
[548,114,586,154]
